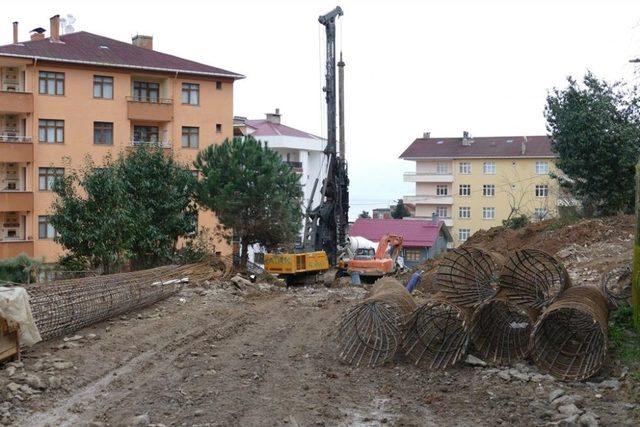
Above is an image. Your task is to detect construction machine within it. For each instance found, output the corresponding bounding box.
[347,234,404,282]
[264,6,349,285]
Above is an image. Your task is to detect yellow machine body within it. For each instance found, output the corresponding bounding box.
[264,251,330,275]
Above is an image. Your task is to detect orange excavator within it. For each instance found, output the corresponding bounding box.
[347,234,404,281]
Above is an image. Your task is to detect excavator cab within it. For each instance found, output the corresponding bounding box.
[347,234,404,282]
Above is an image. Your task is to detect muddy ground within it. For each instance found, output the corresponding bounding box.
[0,216,639,426]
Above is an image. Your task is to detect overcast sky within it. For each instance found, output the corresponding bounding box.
[4,0,640,219]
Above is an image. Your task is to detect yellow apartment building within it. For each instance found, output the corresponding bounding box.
[400,132,561,247]
[0,16,243,262]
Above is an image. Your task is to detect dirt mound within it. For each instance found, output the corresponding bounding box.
[463,215,634,256]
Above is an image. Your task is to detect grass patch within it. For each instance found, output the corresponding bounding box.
[609,304,640,362]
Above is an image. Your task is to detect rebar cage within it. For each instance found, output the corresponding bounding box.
[435,247,504,308]
[402,299,470,370]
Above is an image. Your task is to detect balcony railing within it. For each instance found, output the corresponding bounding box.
[403,194,454,204]
[0,135,32,143]
[0,240,34,258]
[130,139,172,149]
[0,90,34,114]
[285,161,303,168]
[126,96,173,104]
[403,172,454,183]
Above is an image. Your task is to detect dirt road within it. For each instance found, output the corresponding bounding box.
[2,279,638,426]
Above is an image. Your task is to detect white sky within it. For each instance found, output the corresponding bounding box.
[4,0,640,219]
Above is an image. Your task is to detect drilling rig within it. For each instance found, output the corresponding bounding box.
[264,6,350,284]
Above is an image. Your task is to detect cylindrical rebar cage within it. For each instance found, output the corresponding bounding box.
[26,263,217,341]
[402,299,469,370]
[600,265,631,309]
[530,286,609,381]
[435,247,503,308]
[469,298,534,365]
[499,249,571,309]
[336,278,416,367]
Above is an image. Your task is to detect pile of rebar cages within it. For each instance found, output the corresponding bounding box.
[23,262,224,341]
[334,247,621,381]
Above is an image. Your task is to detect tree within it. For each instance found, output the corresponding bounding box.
[545,72,640,216]
[358,210,371,219]
[195,137,303,267]
[50,147,197,273]
[391,199,411,219]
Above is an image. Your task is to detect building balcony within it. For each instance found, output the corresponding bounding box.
[0,192,33,212]
[0,240,34,258]
[0,137,33,162]
[285,161,303,173]
[403,172,454,183]
[126,97,173,122]
[403,195,454,205]
[129,139,172,150]
[0,91,34,114]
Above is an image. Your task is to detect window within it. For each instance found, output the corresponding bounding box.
[482,207,496,219]
[459,184,471,196]
[404,249,422,262]
[459,162,471,174]
[133,81,159,102]
[181,126,199,148]
[535,185,549,197]
[93,76,113,99]
[39,168,64,190]
[436,206,448,218]
[216,81,222,90]
[436,162,449,174]
[133,125,159,143]
[94,122,113,145]
[39,71,64,95]
[216,123,222,133]
[459,207,471,219]
[181,83,200,105]
[536,161,549,175]
[534,208,548,220]
[483,184,495,197]
[38,120,64,143]
[436,185,448,196]
[483,162,496,174]
[458,228,470,242]
[38,216,59,239]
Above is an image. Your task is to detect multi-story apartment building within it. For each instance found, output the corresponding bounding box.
[0,16,243,262]
[400,132,559,246]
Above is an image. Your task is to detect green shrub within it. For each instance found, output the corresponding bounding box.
[502,214,530,230]
[0,253,42,284]
[609,304,640,362]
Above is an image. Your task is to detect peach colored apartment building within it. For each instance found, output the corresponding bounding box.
[0,16,243,263]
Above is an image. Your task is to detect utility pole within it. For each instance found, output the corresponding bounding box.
[338,52,346,160]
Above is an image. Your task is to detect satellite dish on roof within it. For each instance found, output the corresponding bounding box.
[60,14,76,34]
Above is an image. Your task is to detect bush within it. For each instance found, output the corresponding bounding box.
[502,214,530,230]
[609,304,640,362]
[0,253,42,284]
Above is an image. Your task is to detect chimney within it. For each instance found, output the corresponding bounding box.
[423,131,430,139]
[12,22,18,44]
[266,108,281,124]
[30,27,46,41]
[521,136,528,155]
[50,14,60,42]
[462,130,473,146]
[431,212,438,224]
[132,35,153,50]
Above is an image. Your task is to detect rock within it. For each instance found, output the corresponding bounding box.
[19,384,37,395]
[531,373,554,382]
[63,335,83,342]
[509,369,530,381]
[578,412,598,427]
[48,376,62,389]
[7,362,23,369]
[130,414,151,426]
[552,395,584,408]
[497,370,511,381]
[52,361,74,370]
[21,374,46,390]
[32,360,45,371]
[5,366,16,377]
[597,379,620,390]
[465,355,487,367]
[549,388,565,402]
[230,275,252,288]
[87,333,98,340]
[558,414,580,426]
[6,383,19,393]
[194,409,204,417]
[558,404,582,417]
[623,403,637,410]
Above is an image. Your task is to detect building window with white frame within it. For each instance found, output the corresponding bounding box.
[534,208,548,220]
[458,228,470,242]
[482,207,496,219]
[483,161,496,174]
[483,184,495,197]
[459,162,471,174]
[536,161,549,175]
[459,206,471,219]
[459,184,471,196]
[436,162,449,174]
[535,184,549,197]
[436,206,448,218]
[436,184,448,196]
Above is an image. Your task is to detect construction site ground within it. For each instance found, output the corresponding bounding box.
[1,216,639,426]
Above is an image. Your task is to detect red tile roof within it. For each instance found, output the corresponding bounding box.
[399,135,554,159]
[245,120,323,140]
[350,218,446,247]
[0,31,243,79]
